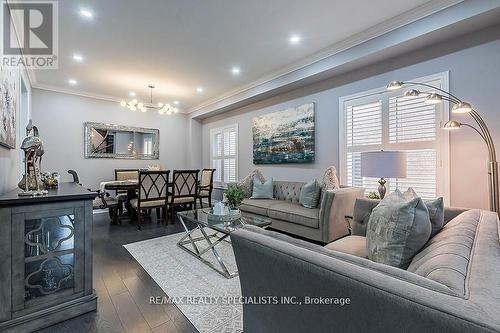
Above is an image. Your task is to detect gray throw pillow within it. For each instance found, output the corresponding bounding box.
[299,180,321,208]
[251,177,274,199]
[366,189,431,268]
[403,188,444,238]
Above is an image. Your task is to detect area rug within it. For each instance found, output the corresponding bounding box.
[124,229,243,333]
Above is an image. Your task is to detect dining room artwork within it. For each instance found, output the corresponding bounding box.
[0,66,18,149]
[252,102,315,164]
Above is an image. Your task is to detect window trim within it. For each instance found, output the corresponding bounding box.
[210,123,239,187]
[338,72,450,204]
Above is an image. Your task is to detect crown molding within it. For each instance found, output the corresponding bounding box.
[31,83,189,113]
[187,0,464,115]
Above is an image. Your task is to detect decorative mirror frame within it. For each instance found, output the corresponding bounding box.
[84,122,160,159]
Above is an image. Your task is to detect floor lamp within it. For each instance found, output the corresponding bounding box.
[387,80,499,214]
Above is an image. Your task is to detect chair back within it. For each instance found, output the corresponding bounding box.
[67,170,80,184]
[171,170,199,198]
[115,169,139,194]
[200,169,215,189]
[138,170,170,206]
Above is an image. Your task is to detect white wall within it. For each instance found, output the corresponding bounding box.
[198,31,500,210]
[0,70,31,194]
[0,0,32,194]
[31,89,188,190]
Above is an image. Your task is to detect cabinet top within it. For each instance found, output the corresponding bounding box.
[0,182,97,207]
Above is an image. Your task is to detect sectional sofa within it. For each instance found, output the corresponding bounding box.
[239,180,364,243]
[232,199,500,333]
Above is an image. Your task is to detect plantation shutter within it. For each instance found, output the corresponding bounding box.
[345,100,383,194]
[211,125,238,186]
[342,75,447,200]
[388,92,438,198]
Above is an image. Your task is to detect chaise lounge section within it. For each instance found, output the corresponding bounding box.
[232,200,500,333]
[239,181,364,243]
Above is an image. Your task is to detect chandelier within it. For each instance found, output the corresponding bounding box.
[120,85,179,115]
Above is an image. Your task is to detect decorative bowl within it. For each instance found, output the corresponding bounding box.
[203,208,241,223]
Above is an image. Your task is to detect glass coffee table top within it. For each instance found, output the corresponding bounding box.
[177,208,271,234]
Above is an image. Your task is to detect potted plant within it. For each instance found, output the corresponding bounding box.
[224,184,245,211]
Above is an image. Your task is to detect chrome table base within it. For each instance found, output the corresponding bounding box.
[177,215,238,279]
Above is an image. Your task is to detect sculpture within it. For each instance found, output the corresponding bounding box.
[18,120,48,196]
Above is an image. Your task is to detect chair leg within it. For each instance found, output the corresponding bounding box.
[208,194,212,207]
[193,200,197,210]
[137,211,142,230]
[156,208,161,223]
[171,205,175,224]
[198,197,203,208]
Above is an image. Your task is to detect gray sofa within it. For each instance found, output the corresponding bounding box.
[239,181,364,243]
[232,198,500,333]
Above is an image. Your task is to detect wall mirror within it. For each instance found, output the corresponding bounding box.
[84,122,159,159]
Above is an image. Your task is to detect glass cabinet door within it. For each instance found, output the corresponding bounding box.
[12,206,84,311]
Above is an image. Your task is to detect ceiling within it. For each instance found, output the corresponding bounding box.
[30,0,455,112]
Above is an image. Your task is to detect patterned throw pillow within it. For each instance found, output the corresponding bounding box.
[238,169,266,198]
[366,189,431,268]
[403,187,444,238]
[321,166,340,191]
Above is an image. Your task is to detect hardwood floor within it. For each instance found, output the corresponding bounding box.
[37,212,198,333]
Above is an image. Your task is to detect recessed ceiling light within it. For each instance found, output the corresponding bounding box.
[289,34,301,45]
[196,87,204,93]
[79,9,93,19]
[231,67,241,75]
[129,91,136,97]
[68,79,78,86]
[72,54,83,62]
[173,100,180,105]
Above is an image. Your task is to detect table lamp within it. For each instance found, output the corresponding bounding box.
[361,151,407,199]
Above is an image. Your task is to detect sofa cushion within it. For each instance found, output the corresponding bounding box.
[407,209,481,295]
[239,198,276,216]
[299,179,321,208]
[251,177,274,199]
[268,202,319,228]
[238,169,266,198]
[273,181,304,204]
[403,187,444,238]
[325,235,367,258]
[367,190,431,268]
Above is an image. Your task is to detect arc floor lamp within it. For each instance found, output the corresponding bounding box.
[386,80,498,214]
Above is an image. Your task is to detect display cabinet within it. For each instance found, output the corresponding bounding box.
[0,183,97,333]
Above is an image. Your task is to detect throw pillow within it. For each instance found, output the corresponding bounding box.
[403,188,445,238]
[299,179,321,208]
[321,166,340,191]
[366,189,431,268]
[238,170,266,198]
[251,177,274,199]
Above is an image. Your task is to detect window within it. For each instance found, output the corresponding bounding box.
[339,73,450,201]
[210,124,238,186]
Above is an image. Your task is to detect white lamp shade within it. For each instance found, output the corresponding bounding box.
[361,151,407,179]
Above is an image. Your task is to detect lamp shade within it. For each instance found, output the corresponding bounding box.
[361,151,407,178]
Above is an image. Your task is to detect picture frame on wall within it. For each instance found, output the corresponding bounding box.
[0,66,18,149]
[253,102,315,164]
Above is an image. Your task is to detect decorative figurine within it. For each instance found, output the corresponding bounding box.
[18,120,48,196]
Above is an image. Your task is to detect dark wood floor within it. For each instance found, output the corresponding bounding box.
[37,212,198,333]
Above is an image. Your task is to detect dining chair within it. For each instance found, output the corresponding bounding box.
[67,169,119,224]
[130,170,170,229]
[197,168,215,208]
[114,168,139,213]
[168,170,199,223]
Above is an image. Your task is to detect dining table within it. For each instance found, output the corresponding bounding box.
[102,180,139,221]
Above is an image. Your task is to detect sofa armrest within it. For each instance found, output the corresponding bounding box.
[319,187,365,243]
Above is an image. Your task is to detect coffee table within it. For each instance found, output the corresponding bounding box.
[177,208,271,278]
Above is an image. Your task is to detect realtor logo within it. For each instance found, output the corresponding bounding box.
[2,1,58,68]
